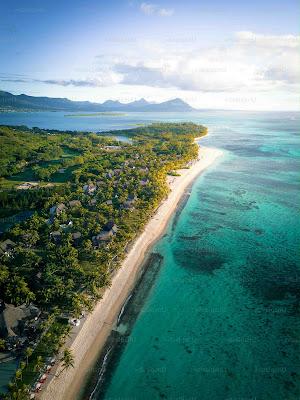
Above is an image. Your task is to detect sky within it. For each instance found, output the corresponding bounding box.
[0,0,299,110]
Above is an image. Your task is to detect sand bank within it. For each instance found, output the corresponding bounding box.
[40,145,223,400]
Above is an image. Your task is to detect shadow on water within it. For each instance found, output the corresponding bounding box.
[81,252,164,400]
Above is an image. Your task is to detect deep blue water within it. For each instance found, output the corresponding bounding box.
[0,111,299,399]
[0,110,180,131]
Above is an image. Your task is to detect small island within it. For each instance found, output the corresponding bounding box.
[64,112,127,117]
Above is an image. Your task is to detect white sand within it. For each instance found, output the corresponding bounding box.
[40,146,223,400]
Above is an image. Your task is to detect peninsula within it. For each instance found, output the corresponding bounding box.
[0,122,222,399]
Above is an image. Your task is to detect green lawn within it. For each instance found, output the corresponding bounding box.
[48,165,79,183]
[1,147,80,187]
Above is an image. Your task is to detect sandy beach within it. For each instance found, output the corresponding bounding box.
[40,145,223,400]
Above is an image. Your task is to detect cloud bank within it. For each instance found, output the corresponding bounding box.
[110,31,300,93]
[140,2,174,17]
[1,31,299,110]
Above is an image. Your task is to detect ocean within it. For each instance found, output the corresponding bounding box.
[1,110,299,399]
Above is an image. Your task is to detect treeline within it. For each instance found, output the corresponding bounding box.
[0,125,64,178]
[103,122,207,138]
[0,122,207,313]
[0,122,207,398]
[0,125,118,179]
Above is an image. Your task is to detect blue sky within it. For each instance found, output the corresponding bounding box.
[0,0,299,110]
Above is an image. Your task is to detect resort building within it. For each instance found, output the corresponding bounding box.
[0,303,40,338]
[49,203,67,216]
[68,200,82,208]
[83,184,97,195]
[92,221,118,246]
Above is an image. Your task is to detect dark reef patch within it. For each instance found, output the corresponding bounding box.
[178,235,201,241]
[173,247,226,274]
[241,254,300,314]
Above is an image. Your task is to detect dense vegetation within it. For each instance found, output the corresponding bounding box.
[0,122,207,398]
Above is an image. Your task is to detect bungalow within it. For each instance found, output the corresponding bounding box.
[49,203,67,216]
[113,168,122,176]
[123,194,137,210]
[140,178,149,186]
[105,220,118,233]
[106,200,113,205]
[123,201,134,210]
[92,221,118,246]
[92,231,113,245]
[104,145,121,151]
[68,200,81,208]
[106,171,114,179]
[83,184,97,195]
[139,167,149,173]
[0,303,40,338]
[0,239,16,257]
[16,182,39,190]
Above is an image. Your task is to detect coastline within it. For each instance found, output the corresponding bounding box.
[40,144,223,400]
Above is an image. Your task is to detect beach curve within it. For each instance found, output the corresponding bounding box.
[40,144,223,400]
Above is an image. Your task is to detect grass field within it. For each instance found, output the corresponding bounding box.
[1,147,80,188]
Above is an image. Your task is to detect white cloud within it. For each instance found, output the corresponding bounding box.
[5,31,298,110]
[140,2,155,15]
[115,60,258,92]
[158,7,174,17]
[111,31,300,94]
[1,74,122,88]
[140,2,174,17]
[236,31,300,49]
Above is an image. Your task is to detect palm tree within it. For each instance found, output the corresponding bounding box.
[0,338,5,351]
[24,347,33,366]
[8,383,30,400]
[57,348,74,376]
[14,368,23,384]
[19,361,26,371]
[33,355,44,373]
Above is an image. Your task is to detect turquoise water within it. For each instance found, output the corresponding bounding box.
[0,359,18,393]
[98,112,299,400]
[1,111,299,399]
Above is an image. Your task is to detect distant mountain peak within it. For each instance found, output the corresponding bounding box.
[102,99,122,106]
[131,98,149,105]
[0,90,196,112]
[165,98,187,104]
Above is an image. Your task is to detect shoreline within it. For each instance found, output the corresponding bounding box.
[40,144,223,400]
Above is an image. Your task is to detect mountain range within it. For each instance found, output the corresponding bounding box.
[0,91,196,112]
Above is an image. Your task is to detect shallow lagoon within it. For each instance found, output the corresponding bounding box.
[94,111,299,400]
[1,110,299,399]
